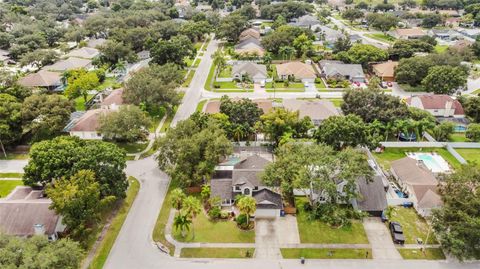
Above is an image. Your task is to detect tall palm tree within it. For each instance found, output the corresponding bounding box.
[279,46,287,61]
[233,125,245,143]
[170,188,186,211]
[182,196,202,239]
[211,51,226,81]
[237,196,256,226]
[173,214,191,238]
[263,53,272,70]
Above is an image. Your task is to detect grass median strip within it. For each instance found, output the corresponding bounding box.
[0,172,23,178]
[88,177,140,269]
[152,179,179,256]
[397,248,445,260]
[180,248,255,258]
[281,248,372,259]
[0,180,23,198]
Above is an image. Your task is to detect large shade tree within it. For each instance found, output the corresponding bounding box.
[99,105,151,142]
[0,94,22,157]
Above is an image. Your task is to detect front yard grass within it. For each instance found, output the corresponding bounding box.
[204,63,216,91]
[113,142,148,154]
[397,248,445,260]
[0,180,23,198]
[373,147,461,170]
[365,33,396,44]
[434,45,449,53]
[0,153,29,160]
[215,81,241,89]
[388,207,437,244]
[182,70,195,87]
[152,179,179,256]
[281,248,372,259]
[295,198,369,244]
[455,148,480,166]
[218,65,232,78]
[193,58,201,67]
[0,173,23,178]
[173,211,255,243]
[74,94,94,111]
[88,177,140,269]
[180,248,254,258]
[315,80,327,89]
[196,100,207,112]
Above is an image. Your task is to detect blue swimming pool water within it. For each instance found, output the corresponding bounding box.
[416,154,442,172]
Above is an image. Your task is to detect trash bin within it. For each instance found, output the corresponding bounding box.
[280,210,285,217]
[300,257,305,264]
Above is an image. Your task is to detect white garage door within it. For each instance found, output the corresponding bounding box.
[255,209,279,218]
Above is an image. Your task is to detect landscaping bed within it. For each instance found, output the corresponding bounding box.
[180,248,254,258]
[281,248,372,259]
[397,248,445,260]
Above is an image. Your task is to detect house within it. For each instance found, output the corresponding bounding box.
[276,61,317,82]
[18,70,62,91]
[315,26,345,45]
[204,99,273,114]
[0,186,66,240]
[210,155,283,218]
[319,60,365,83]
[232,62,267,83]
[0,49,12,65]
[457,28,480,39]
[234,37,265,57]
[66,47,100,59]
[66,109,106,140]
[349,34,362,43]
[406,95,465,118]
[401,18,423,28]
[389,28,427,39]
[86,38,107,49]
[353,175,388,217]
[42,57,93,72]
[428,29,461,41]
[445,17,461,27]
[452,39,473,50]
[100,88,124,110]
[239,28,261,41]
[371,61,399,82]
[289,14,321,30]
[390,157,443,216]
[282,99,340,126]
[137,50,150,60]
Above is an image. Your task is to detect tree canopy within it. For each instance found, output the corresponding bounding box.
[151,35,195,66]
[99,105,151,142]
[336,44,388,67]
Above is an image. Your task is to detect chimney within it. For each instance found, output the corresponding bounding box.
[33,223,45,236]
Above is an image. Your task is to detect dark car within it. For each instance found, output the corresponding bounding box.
[389,221,405,245]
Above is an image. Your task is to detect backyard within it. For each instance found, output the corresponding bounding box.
[388,207,437,244]
[449,133,468,142]
[373,147,461,170]
[455,148,480,166]
[295,198,369,244]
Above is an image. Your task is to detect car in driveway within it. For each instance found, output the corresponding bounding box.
[389,221,405,245]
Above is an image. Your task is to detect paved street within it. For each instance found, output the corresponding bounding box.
[329,16,390,50]
[0,160,28,173]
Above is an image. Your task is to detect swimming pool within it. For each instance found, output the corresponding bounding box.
[409,153,451,173]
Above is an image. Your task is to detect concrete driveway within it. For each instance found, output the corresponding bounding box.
[363,217,402,260]
[254,219,281,259]
[275,215,300,245]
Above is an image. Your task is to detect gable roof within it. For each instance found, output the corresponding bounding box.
[18,70,62,87]
[234,155,271,170]
[282,99,340,122]
[101,88,124,107]
[253,189,283,209]
[406,95,465,116]
[372,61,399,78]
[232,62,267,79]
[356,176,387,212]
[66,47,99,59]
[235,37,262,50]
[232,170,263,188]
[239,28,260,41]
[319,60,365,79]
[43,57,92,72]
[276,61,316,79]
[394,28,426,37]
[417,189,443,209]
[70,109,107,132]
[391,157,438,187]
[210,178,233,200]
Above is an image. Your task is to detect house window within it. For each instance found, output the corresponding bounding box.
[253,186,258,190]
[235,186,240,191]
[244,188,251,195]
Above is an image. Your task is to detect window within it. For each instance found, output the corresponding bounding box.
[244,188,251,195]
[235,186,240,191]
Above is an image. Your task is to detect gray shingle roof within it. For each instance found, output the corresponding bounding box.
[234,155,271,170]
[319,60,365,79]
[356,176,387,212]
[232,62,267,79]
[232,170,263,189]
[210,178,233,200]
[253,189,283,209]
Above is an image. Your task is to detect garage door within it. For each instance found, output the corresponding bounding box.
[255,209,279,218]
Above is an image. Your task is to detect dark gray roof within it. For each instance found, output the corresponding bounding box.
[210,178,233,200]
[234,155,271,169]
[232,170,262,188]
[253,189,283,209]
[356,176,387,212]
[234,37,262,50]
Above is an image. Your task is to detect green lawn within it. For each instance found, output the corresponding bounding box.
[182,70,195,87]
[0,173,23,178]
[265,89,305,92]
[180,248,254,258]
[388,207,437,244]
[365,33,396,44]
[373,147,461,170]
[449,133,468,142]
[399,84,425,93]
[295,198,369,244]
[0,180,23,198]
[184,57,194,67]
[96,77,121,91]
[397,248,445,260]
[218,65,232,78]
[215,81,241,89]
[149,115,163,132]
[434,45,449,53]
[160,113,175,133]
[328,98,344,107]
[204,63,216,91]
[281,248,372,259]
[88,177,140,269]
[196,100,207,112]
[113,142,148,154]
[455,148,480,166]
[193,58,201,67]
[472,88,480,95]
[0,153,29,160]
[74,94,94,111]
[173,211,255,243]
[194,42,203,50]
[315,80,327,89]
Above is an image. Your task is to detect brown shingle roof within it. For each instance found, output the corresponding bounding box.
[372,61,399,78]
[18,70,61,87]
[70,109,108,132]
[282,99,340,122]
[394,28,426,37]
[101,88,124,107]
[239,28,260,41]
[276,62,317,80]
[43,57,92,72]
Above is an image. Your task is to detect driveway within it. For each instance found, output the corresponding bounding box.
[275,215,300,245]
[254,219,281,259]
[363,217,402,260]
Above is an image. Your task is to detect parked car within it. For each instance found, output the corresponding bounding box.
[389,221,405,245]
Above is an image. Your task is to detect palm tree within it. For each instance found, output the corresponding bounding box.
[233,125,245,143]
[173,214,191,238]
[182,196,202,239]
[237,196,256,226]
[170,188,186,211]
[279,46,287,61]
[211,51,226,81]
[263,53,272,70]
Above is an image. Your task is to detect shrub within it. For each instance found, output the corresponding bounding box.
[236,213,248,226]
[208,207,221,220]
[314,77,322,84]
[220,210,230,219]
[213,83,220,88]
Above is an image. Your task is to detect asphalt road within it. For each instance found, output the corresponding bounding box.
[329,16,390,50]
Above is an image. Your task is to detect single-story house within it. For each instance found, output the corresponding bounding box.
[371,61,399,82]
[428,29,461,41]
[239,28,260,41]
[353,175,388,217]
[234,37,265,57]
[211,155,283,218]
[42,57,93,72]
[100,88,124,110]
[232,62,267,83]
[319,60,365,83]
[86,38,107,49]
[452,39,473,50]
[390,157,442,217]
[457,28,480,39]
[282,99,340,126]
[66,47,100,59]
[66,109,106,140]
[289,14,321,30]
[204,99,273,114]
[276,61,317,82]
[445,17,461,27]
[389,28,427,39]
[18,70,62,91]
[315,26,345,44]
[0,186,66,240]
[406,95,465,118]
